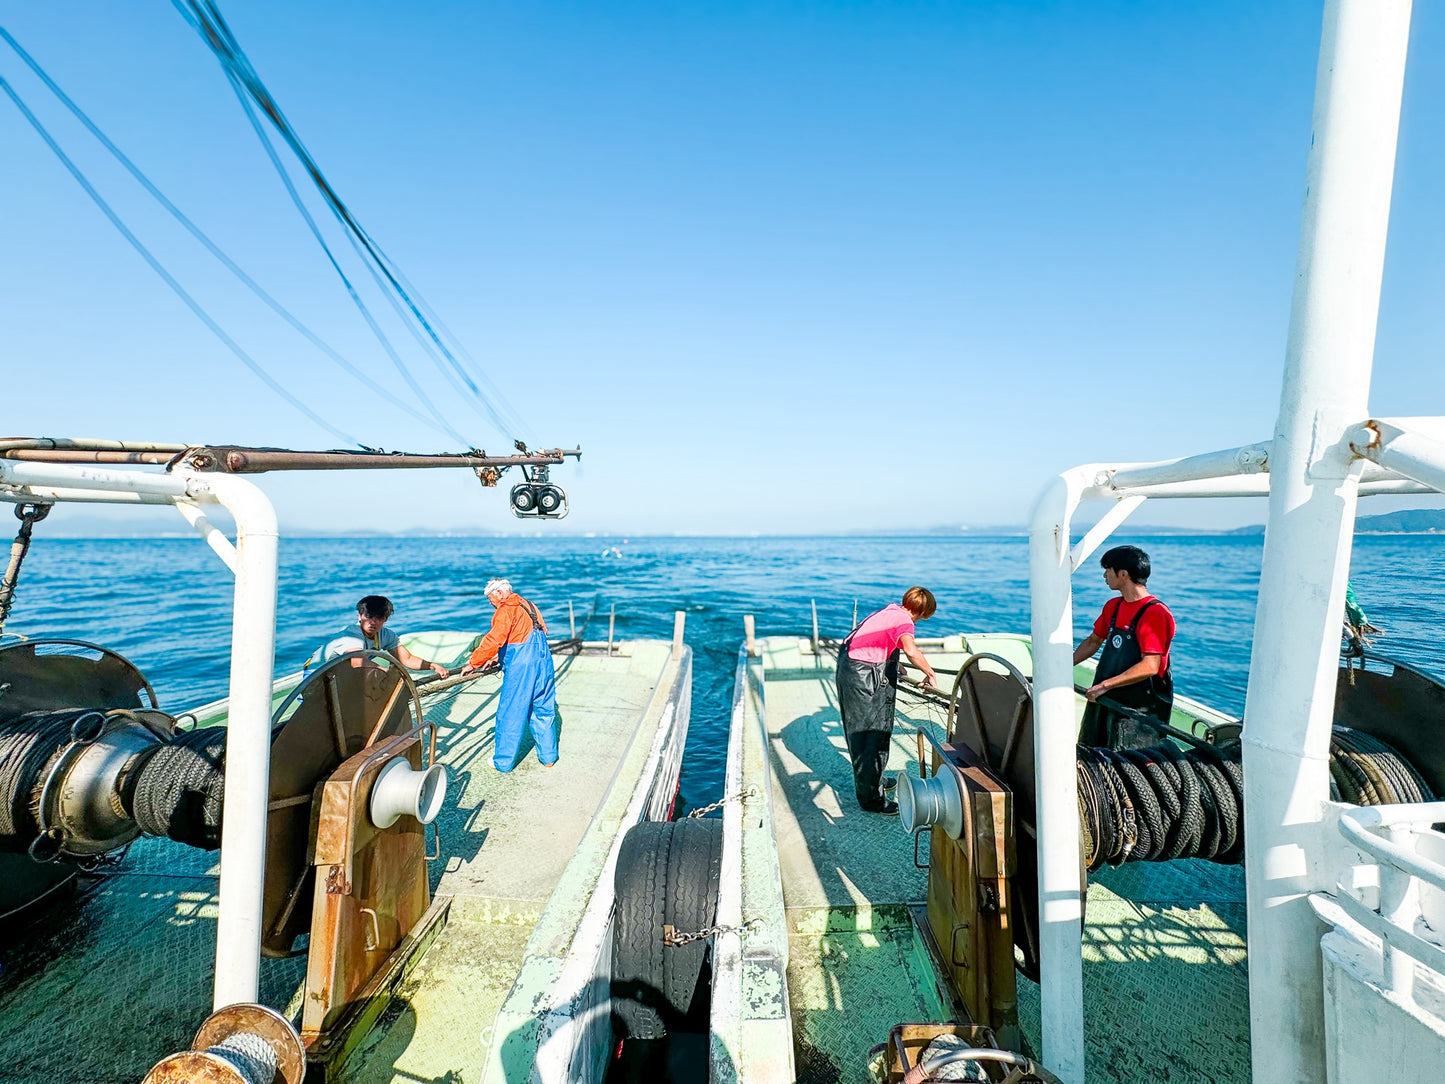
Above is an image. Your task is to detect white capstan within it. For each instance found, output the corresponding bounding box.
[484,578,512,598]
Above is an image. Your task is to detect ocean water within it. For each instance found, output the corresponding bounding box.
[7,533,1445,811]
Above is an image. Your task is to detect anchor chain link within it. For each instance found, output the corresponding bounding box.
[0,502,52,638]
[685,784,760,819]
[663,918,761,947]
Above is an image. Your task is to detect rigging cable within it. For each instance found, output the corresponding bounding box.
[219,76,473,445]
[173,0,530,441]
[0,26,466,444]
[0,72,361,446]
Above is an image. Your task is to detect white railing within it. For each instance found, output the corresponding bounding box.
[1334,803,1445,1002]
[0,458,278,1011]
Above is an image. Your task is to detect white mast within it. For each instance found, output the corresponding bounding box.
[1240,3,1413,1082]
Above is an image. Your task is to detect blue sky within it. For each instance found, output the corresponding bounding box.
[2,2,1442,534]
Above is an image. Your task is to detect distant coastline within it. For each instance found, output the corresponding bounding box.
[30,508,1445,540]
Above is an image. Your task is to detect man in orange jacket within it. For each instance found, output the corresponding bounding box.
[460,578,558,771]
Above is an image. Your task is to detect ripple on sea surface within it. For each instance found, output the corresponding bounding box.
[8,533,1444,809]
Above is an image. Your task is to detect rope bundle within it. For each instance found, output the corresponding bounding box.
[1328,726,1433,806]
[0,712,228,853]
[1077,744,1244,872]
[1076,726,1432,874]
[128,725,228,850]
[0,709,102,848]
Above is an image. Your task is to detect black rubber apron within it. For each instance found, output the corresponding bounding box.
[1079,598,1174,750]
[835,625,901,809]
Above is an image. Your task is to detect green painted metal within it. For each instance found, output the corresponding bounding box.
[0,636,686,1084]
[724,635,1252,1084]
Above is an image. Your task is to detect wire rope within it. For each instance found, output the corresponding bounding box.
[0,26,463,443]
[0,73,361,446]
[174,0,529,441]
[1075,726,1433,872]
[219,71,473,446]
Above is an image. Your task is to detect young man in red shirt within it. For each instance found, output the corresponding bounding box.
[1073,545,1175,749]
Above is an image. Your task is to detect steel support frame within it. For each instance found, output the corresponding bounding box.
[0,459,278,1011]
[1028,454,1437,1081]
[1240,4,1413,1083]
[1029,467,1276,1082]
[1030,4,1416,1079]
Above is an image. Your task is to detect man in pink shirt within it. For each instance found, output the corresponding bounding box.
[835,586,940,814]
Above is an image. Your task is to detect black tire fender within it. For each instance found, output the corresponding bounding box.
[610,818,723,1040]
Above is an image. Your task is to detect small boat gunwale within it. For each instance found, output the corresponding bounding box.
[714,631,1252,1084]
[0,626,692,1084]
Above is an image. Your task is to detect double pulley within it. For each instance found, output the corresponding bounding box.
[509,462,568,519]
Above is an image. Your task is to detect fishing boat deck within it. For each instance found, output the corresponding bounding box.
[747,635,1250,1084]
[0,636,688,1084]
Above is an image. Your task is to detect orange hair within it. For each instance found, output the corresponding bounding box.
[902,586,936,620]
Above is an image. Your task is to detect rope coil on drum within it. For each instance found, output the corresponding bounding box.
[199,1033,278,1084]
[0,708,102,847]
[1076,726,1431,873]
[0,707,228,857]
[128,725,229,849]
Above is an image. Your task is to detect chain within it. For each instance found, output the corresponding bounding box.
[685,784,760,819]
[663,918,761,946]
[0,503,52,638]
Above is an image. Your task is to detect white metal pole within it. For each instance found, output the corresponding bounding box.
[1354,420,1445,495]
[1068,495,1144,572]
[1241,3,1412,1082]
[174,499,239,572]
[192,474,279,1009]
[0,460,281,1007]
[1107,441,1270,490]
[0,459,194,498]
[1027,470,1090,1084]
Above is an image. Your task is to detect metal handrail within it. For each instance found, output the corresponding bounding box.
[1332,801,1445,1000]
[1337,802,1445,892]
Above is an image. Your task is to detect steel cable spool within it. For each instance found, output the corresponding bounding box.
[0,709,99,849]
[128,725,228,849]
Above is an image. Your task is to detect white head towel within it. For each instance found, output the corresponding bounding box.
[484,577,512,597]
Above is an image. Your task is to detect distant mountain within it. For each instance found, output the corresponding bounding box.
[1218,509,1445,536]
[1354,509,1445,534]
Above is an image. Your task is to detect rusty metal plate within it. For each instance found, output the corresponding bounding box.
[262,654,420,957]
[141,1051,250,1084]
[0,639,155,724]
[946,653,1040,984]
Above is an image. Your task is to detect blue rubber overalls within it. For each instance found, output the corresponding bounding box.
[494,598,558,772]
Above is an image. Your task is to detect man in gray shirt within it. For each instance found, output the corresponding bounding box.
[308,595,450,676]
